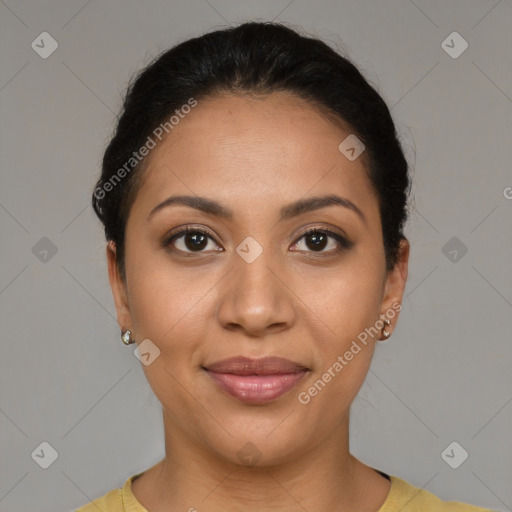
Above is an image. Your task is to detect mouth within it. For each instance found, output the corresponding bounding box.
[203,356,310,404]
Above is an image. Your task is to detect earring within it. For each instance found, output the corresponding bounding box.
[121,328,135,345]
[381,319,391,340]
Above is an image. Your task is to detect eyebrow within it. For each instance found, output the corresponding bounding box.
[148,194,366,225]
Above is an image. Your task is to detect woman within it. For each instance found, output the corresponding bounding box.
[77,21,491,512]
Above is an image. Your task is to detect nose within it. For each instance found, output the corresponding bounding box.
[215,248,296,337]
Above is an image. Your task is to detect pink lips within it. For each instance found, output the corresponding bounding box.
[204,356,309,404]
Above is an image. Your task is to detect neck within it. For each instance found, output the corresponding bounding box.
[133,408,390,512]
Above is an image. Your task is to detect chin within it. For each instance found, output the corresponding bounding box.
[200,420,312,469]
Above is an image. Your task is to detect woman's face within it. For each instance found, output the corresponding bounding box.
[108,91,409,466]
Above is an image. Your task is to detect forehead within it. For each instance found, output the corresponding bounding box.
[130,92,379,225]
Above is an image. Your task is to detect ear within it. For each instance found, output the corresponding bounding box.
[380,237,410,333]
[106,240,133,332]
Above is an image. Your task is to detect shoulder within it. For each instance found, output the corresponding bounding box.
[74,473,146,512]
[74,488,123,511]
[380,475,493,511]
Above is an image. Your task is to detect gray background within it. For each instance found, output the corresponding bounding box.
[1,1,511,511]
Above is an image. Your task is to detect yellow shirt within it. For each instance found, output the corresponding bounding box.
[75,472,494,511]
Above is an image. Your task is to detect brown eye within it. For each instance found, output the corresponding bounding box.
[291,229,352,254]
[304,231,328,251]
[166,228,221,253]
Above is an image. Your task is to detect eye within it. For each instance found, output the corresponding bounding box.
[165,227,222,254]
[290,228,351,255]
[164,226,352,256]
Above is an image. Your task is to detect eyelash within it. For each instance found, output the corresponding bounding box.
[163,226,352,256]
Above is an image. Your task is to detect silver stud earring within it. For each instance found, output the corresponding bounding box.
[121,329,135,345]
[381,319,391,340]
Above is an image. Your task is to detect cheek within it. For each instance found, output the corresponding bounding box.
[298,257,384,346]
[295,255,384,408]
[126,257,214,418]
[126,242,216,340]
[125,255,224,407]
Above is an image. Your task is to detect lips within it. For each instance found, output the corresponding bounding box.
[203,356,309,404]
[205,356,309,375]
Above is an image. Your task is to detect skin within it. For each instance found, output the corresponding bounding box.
[107,91,409,511]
